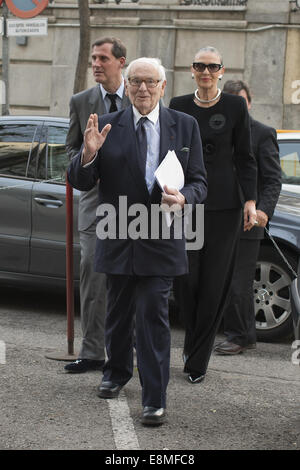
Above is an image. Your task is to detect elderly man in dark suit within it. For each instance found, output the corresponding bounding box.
[215,80,282,355]
[67,57,207,425]
[65,37,130,373]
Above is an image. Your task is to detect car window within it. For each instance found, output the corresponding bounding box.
[37,125,69,183]
[279,140,300,185]
[0,123,39,178]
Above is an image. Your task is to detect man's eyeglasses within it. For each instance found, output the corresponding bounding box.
[128,78,162,88]
[192,63,223,73]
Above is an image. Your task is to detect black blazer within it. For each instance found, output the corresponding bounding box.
[242,117,282,240]
[169,92,257,210]
[67,105,207,276]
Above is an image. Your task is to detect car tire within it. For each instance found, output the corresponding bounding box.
[254,244,297,342]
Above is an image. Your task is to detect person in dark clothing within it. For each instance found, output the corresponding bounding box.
[68,57,207,425]
[214,80,282,355]
[169,46,257,383]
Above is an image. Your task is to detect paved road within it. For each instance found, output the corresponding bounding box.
[0,286,299,451]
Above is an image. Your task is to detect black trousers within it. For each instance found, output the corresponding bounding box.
[103,274,173,408]
[174,208,242,376]
[223,238,261,346]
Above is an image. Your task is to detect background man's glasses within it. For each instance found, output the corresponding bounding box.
[192,63,223,73]
[128,78,162,88]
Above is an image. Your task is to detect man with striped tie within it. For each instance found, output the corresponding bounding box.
[68,57,207,424]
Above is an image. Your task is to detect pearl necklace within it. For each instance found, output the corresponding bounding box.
[194,88,221,104]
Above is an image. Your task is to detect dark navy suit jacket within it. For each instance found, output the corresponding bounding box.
[68,105,207,276]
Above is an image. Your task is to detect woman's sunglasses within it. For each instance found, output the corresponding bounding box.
[192,62,223,73]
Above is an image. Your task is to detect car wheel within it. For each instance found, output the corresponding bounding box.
[254,244,297,342]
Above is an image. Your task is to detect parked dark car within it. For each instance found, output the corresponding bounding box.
[0,116,80,289]
[255,131,300,341]
[0,117,299,341]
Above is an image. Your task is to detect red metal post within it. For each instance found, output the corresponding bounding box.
[44,176,77,361]
[65,177,74,355]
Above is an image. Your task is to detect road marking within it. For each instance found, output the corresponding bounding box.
[107,391,140,450]
[106,349,182,449]
[0,341,5,364]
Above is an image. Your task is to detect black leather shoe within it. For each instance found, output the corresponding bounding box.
[64,359,105,373]
[141,407,166,426]
[214,341,245,355]
[97,381,123,399]
[188,374,205,384]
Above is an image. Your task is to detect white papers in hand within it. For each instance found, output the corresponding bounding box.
[154,150,185,227]
[154,150,184,192]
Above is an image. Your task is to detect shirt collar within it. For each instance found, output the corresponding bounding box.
[132,103,160,127]
[100,78,125,100]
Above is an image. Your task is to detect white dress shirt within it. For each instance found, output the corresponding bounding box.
[100,79,125,113]
[133,103,160,191]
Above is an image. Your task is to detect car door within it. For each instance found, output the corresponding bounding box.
[278,137,300,193]
[30,121,80,279]
[0,120,41,273]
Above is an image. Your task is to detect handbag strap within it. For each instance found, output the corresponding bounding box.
[264,227,298,280]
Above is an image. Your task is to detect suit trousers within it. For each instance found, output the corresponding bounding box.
[78,222,106,361]
[103,274,173,408]
[223,238,261,346]
[174,208,242,375]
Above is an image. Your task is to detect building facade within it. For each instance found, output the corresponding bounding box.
[2,0,300,129]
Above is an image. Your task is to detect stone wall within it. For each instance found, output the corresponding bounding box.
[2,0,299,129]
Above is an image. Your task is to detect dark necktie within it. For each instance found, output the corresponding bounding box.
[136,117,148,176]
[107,94,118,113]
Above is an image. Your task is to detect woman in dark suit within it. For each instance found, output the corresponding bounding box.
[169,46,257,383]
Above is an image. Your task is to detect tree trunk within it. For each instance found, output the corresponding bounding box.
[2,3,10,115]
[73,0,90,94]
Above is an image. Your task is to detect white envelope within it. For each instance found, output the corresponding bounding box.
[154,150,185,192]
[154,150,185,227]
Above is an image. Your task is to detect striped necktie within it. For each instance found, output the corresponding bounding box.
[136,117,148,177]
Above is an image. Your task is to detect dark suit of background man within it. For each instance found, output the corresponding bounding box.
[215,80,282,355]
[67,57,207,425]
[65,37,130,373]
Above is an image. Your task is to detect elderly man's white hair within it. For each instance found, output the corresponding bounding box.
[125,57,166,82]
